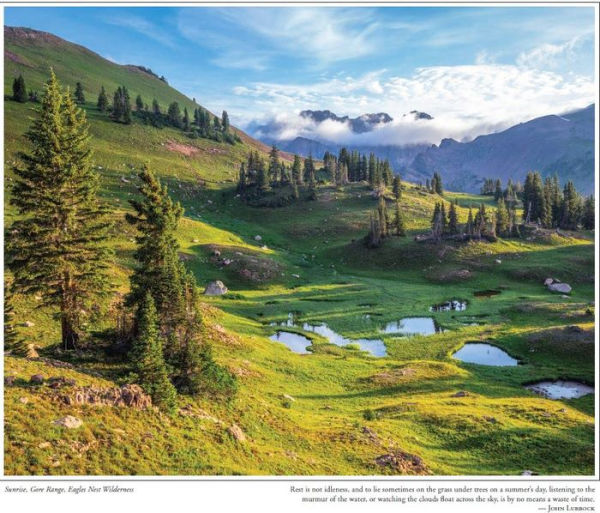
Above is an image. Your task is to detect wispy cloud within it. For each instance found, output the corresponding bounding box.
[104,14,178,49]
[177,7,383,69]
[516,33,594,70]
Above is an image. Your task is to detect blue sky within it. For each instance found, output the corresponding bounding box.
[5,6,597,144]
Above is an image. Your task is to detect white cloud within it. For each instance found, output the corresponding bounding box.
[516,33,593,70]
[239,64,595,145]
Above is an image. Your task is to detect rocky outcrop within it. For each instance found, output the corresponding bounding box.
[375,449,429,475]
[203,280,228,295]
[545,278,572,294]
[227,423,246,442]
[60,384,152,409]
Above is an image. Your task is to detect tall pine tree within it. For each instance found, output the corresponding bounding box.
[7,71,113,349]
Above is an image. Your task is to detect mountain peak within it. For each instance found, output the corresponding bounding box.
[299,109,393,133]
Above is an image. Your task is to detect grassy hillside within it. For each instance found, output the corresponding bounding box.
[3,27,596,476]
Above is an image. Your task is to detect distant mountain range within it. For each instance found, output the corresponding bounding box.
[299,110,393,133]
[258,105,595,195]
[408,104,595,194]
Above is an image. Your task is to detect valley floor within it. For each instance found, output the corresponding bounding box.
[4,183,596,476]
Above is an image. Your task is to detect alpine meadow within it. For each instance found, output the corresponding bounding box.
[2,8,597,478]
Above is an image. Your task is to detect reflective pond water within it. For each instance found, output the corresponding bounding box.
[269,331,312,354]
[525,380,594,400]
[430,300,467,312]
[380,317,443,336]
[270,313,387,357]
[452,343,519,366]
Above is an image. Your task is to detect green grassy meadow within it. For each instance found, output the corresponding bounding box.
[3,27,596,476]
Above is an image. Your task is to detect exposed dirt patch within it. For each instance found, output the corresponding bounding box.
[4,49,31,66]
[370,367,417,386]
[165,141,200,157]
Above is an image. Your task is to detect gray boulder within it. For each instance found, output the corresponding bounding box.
[53,415,83,429]
[204,280,228,296]
[548,282,572,294]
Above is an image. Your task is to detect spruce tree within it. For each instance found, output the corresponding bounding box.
[582,195,595,230]
[392,175,402,200]
[125,166,185,338]
[303,155,315,184]
[136,94,144,112]
[393,201,406,236]
[97,86,108,112]
[495,198,510,237]
[292,154,303,185]
[183,107,190,131]
[74,82,85,104]
[12,74,27,103]
[448,201,458,235]
[167,102,182,127]
[152,99,161,115]
[268,145,280,184]
[222,110,230,132]
[7,71,113,349]
[131,293,177,412]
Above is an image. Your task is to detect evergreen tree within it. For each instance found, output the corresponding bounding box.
[152,99,161,115]
[125,166,186,339]
[493,179,503,201]
[268,145,280,184]
[136,94,144,112]
[167,102,182,128]
[447,201,458,235]
[292,154,303,185]
[495,198,510,237]
[377,196,388,238]
[256,157,269,193]
[432,172,443,194]
[183,107,190,131]
[7,71,113,349]
[131,293,177,412]
[221,110,230,132]
[303,154,315,184]
[465,209,474,237]
[392,175,402,200]
[12,74,27,103]
[393,200,406,236]
[582,195,595,230]
[213,115,221,131]
[560,181,582,230]
[237,162,246,194]
[97,86,108,112]
[74,82,85,104]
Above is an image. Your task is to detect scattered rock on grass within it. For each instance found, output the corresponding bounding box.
[26,344,39,358]
[548,282,572,294]
[452,391,469,398]
[203,280,228,295]
[5,376,16,386]
[375,450,428,475]
[227,424,246,442]
[53,415,83,429]
[30,374,44,385]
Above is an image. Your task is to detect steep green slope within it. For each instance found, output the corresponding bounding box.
[3,27,595,477]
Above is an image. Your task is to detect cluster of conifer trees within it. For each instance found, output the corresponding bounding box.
[521,171,593,230]
[365,176,406,248]
[237,146,316,205]
[480,172,593,231]
[6,71,236,413]
[323,149,394,187]
[79,80,240,144]
[11,74,39,103]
